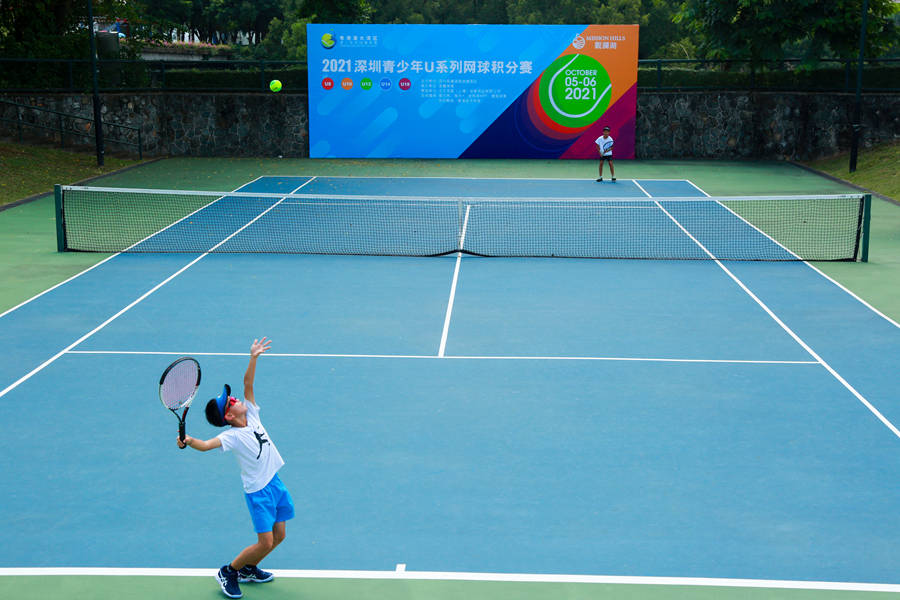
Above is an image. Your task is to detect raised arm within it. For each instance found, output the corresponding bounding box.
[244,337,271,405]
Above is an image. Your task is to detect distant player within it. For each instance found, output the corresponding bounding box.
[178,337,293,599]
[595,126,615,182]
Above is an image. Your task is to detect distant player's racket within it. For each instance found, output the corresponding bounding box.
[602,140,614,154]
[159,357,201,448]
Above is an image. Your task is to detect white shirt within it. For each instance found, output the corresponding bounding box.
[217,402,285,493]
[595,134,614,156]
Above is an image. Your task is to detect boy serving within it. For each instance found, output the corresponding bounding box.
[178,337,293,599]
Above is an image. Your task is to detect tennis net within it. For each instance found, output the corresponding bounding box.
[55,185,871,261]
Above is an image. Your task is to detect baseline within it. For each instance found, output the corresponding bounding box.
[0,568,898,593]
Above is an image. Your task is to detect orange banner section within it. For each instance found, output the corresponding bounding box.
[560,25,639,109]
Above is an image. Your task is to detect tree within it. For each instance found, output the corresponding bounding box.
[0,0,132,57]
[295,0,373,23]
[370,0,507,24]
[639,0,698,58]
[504,0,645,26]
[675,0,806,63]
[676,0,899,64]
[803,0,897,60]
[187,0,221,43]
[255,0,312,59]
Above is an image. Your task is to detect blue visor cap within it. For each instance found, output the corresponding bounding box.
[215,384,232,420]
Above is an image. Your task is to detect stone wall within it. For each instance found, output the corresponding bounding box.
[0,93,309,158]
[636,91,900,160]
[2,91,897,160]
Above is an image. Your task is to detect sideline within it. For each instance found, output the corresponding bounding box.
[0,156,165,213]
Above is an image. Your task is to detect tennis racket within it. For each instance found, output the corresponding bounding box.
[159,357,201,448]
[602,139,614,154]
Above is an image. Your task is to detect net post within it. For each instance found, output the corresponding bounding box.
[860,194,871,262]
[54,184,67,252]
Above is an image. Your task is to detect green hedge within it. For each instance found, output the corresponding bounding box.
[638,63,900,91]
[154,64,309,92]
[0,60,86,91]
[0,59,309,93]
[1,58,897,93]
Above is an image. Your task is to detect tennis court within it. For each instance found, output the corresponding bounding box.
[1,171,898,599]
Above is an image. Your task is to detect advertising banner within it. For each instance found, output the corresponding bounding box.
[307,24,638,159]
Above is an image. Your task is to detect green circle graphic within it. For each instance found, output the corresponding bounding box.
[538,54,612,128]
[360,78,373,90]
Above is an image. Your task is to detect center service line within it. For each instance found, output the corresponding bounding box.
[438,204,471,357]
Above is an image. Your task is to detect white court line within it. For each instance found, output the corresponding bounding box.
[278,201,658,209]
[0,567,897,592]
[64,350,817,365]
[438,205,471,357]
[0,175,274,320]
[288,175,665,182]
[295,175,699,184]
[632,179,652,198]
[0,255,119,320]
[0,179,316,400]
[653,198,900,440]
[683,178,899,330]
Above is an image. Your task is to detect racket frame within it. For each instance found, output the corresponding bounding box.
[158,357,201,447]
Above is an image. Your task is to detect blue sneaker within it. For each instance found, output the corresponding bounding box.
[216,565,242,598]
[238,564,274,583]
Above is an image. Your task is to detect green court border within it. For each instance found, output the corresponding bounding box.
[1,573,898,600]
[1,158,898,599]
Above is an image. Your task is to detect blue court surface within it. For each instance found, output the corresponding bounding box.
[1,176,898,588]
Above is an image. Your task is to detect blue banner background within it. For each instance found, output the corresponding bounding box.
[307,24,586,158]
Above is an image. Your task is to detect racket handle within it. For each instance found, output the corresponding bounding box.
[179,422,186,448]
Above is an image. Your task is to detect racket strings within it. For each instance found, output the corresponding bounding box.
[160,361,199,409]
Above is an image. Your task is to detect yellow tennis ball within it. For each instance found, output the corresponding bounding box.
[269,79,282,93]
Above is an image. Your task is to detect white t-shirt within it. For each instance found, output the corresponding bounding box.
[217,402,285,493]
[595,135,614,156]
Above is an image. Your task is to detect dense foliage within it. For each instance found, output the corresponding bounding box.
[0,0,896,62]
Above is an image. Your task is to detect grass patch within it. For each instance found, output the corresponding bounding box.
[803,141,900,201]
[0,141,141,207]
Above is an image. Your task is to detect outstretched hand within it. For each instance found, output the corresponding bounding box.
[250,337,271,358]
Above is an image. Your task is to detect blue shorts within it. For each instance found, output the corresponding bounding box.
[244,473,295,533]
